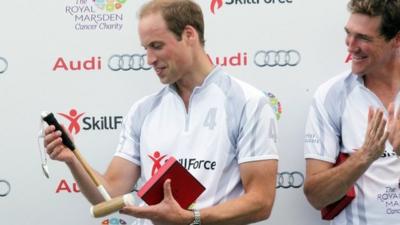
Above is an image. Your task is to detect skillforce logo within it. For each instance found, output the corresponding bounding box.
[57,108,123,135]
[148,152,217,176]
[65,0,126,31]
[210,0,294,14]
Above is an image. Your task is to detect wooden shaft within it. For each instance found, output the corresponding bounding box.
[73,148,101,187]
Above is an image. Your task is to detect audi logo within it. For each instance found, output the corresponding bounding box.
[0,180,11,197]
[108,54,152,71]
[254,50,301,67]
[0,57,8,74]
[276,171,304,189]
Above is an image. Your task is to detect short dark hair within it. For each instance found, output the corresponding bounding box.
[348,0,400,41]
[139,0,205,46]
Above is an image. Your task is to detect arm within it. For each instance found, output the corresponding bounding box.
[120,159,278,225]
[304,108,388,209]
[201,159,277,224]
[44,125,140,204]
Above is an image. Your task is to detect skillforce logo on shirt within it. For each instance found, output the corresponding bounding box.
[148,151,217,176]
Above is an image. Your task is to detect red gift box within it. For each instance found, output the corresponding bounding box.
[137,157,205,209]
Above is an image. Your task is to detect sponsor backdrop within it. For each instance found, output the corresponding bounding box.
[0,0,351,224]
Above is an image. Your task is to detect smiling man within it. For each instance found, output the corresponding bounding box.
[303,0,400,224]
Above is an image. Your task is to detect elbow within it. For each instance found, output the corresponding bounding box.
[252,198,274,221]
[259,207,272,221]
[303,183,325,210]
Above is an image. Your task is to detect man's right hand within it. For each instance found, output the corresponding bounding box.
[44,125,75,163]
[360,107,388,162]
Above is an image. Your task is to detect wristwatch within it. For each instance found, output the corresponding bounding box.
[189,209,201,225]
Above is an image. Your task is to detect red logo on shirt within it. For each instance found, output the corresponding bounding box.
[148,151,168,176]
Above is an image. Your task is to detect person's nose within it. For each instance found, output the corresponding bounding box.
[346,34,358,53]
[146,49,156,66]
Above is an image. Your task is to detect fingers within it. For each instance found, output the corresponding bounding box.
[367,106,373,123]
[368,108,383,136]
[366,106,374,133]
[120,204,153,218]
[48,145,66,159]
[376,116,387,143]
[381,131,389,145]
[43,124,69,160]
[43,129,62,148]
[44,125,55,136]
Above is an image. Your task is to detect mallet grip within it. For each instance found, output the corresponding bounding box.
[90,194,134,218]
[41,112,75,150]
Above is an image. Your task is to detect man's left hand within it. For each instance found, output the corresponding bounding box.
[120,179,194,225]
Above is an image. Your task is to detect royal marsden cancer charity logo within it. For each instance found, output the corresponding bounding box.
[65,0,126,31]
[210,0,294,14]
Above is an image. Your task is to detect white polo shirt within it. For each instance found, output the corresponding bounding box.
[115,66,278,224]
[304,70,400,225]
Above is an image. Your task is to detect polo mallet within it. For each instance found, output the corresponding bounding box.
[41,112,134,217]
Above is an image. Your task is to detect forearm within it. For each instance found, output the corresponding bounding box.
[304,149,373,209]
[200,159,277,225]
[200,190,274,225]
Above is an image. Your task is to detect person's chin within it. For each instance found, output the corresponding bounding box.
[351,63,367,76]
[158,77,172,85]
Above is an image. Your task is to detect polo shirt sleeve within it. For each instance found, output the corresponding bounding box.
[236,95,279,164]
[114,101,142,166]
[304,88,341,163]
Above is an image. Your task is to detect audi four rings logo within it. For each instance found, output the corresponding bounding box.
[0,180,11,197]
[276,171,304,189]
[254,50,301,67]
[0,57,8,74]
[108,54,152,71]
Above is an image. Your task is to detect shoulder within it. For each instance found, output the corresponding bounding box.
[313,70,357,105]
[126,87,169,118]
[211,68,265,102]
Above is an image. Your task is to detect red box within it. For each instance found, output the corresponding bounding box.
[137,157,205,209]
[321,153,355,220]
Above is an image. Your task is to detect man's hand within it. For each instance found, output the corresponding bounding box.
[44,125,75,163]
[361,107,388,161]
[120,179,193,225]
[387,103,400,155]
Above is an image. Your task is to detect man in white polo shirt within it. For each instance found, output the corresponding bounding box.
[303,0,400,224]
[44,0,279,224]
